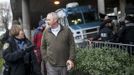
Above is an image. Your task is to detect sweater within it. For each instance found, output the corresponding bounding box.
[41,25,75,66]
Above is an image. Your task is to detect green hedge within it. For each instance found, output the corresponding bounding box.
[71,47,134,75]
[0,41,4,71]
[0,58,4,71]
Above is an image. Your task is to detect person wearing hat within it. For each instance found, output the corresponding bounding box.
[89,18,114,42]
[33,19,46,65]
[32,19,47,75]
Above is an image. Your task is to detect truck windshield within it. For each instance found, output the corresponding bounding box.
[83,12,97,23]
[67,13,84,26]
[67,12,97,26]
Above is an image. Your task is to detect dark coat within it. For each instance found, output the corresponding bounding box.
[2,37,41,75]
[99,26,113,41]
[93,26,113,42]
[118,23,134,44]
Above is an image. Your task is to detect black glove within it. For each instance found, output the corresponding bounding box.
[24,45,35,53]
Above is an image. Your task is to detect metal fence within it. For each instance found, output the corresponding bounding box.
[78,40,134,55]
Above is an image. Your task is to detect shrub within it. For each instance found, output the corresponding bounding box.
[73,47,134,75]
[0,41,4,71]
[0,58,4,71]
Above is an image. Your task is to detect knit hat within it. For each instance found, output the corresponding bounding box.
[37,19,46,30]
[38,19,46,27]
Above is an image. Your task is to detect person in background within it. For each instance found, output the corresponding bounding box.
[117,15,134,44]
[32,19,47,75]
[33,19,46,65]
[41,12,75,75]
[2,24,41,75]
[116,15,134,55]
[90,18,114,42]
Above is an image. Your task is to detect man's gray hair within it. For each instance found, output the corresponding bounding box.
[48,12,59,21]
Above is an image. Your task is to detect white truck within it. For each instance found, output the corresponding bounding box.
[55,2,101,45]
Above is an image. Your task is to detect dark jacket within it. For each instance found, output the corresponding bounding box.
[99,26,113,41]
[41,25,75,66]
[118,22,134,44]
[2,36,41,75]
[93,26,113,42]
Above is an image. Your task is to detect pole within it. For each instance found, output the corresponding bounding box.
[22,0,31,40]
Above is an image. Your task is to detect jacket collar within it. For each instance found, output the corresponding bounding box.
[48,24,64,33]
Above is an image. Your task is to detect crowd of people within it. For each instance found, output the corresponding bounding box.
[89,13,134,55]
[90,14,134,44]
[2,12,75,75]
[1,10,134,75]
